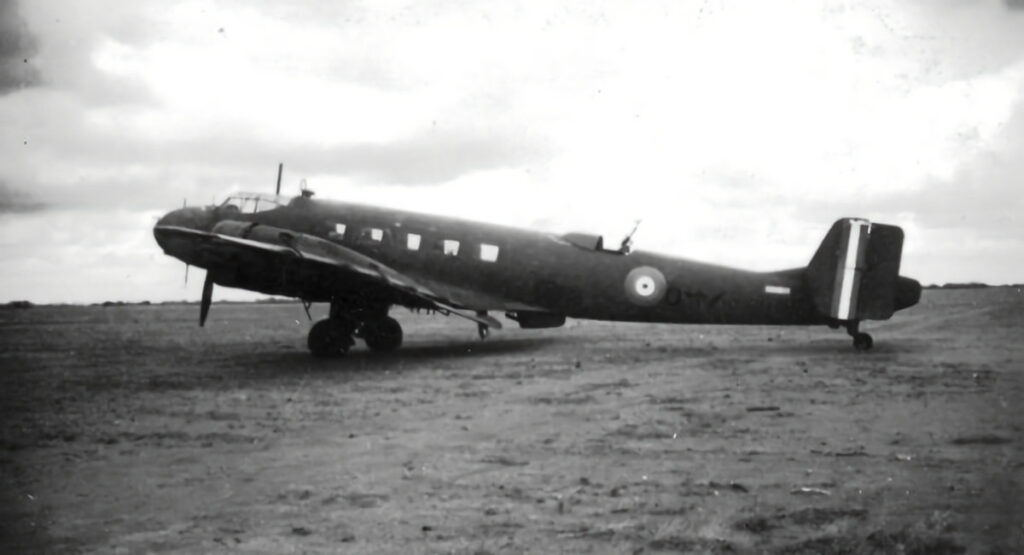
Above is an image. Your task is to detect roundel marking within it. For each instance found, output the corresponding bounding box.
[624,266,667,306]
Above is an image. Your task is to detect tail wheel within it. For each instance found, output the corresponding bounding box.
[845,321,873,352]
[363,316,403,352]
[308,319,354,357]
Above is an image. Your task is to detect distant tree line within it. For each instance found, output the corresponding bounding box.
[6,286,1022,311]
[922,282,1023,289]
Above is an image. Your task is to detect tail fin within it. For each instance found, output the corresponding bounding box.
[805,218,906,321]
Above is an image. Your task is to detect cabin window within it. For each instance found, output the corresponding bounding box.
[361,227,385,243]
[441,239,460,257]
[479,243,500,262]
[406,233,421,251]
[328,223,347,240]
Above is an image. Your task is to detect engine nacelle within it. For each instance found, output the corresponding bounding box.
[212,220,340,261]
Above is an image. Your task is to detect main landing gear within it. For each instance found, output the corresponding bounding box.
[846,321,873,351]
[362,316,403,352]
[307,305,404,357]
[308,318,355,357]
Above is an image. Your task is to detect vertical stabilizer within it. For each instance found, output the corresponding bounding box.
[806,218,905,321]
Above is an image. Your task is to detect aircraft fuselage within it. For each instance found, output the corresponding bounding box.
[155,192,921,352]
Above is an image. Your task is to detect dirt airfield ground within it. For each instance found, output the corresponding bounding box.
[1,288,1021,553]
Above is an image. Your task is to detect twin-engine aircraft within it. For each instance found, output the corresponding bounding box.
[153,179,920,356]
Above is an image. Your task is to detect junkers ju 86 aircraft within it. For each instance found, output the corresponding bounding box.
[153,169,921,356]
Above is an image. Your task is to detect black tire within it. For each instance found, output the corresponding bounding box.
[853,332,873,351]
[363,317,403,352]
[308,319,353,357]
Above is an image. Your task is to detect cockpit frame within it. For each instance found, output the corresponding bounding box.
[219,192,288,215]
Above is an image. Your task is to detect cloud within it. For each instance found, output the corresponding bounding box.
[4,122,551,213]
[0,1,556,215]
[0,208,207,304]
[782,92,1024,284]
[3,0,1024,303]
[293,130,551,185]
[0,180,44,213]
[845,93,1024,237]
[0,0,40,93]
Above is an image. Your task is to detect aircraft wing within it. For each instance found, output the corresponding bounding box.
[153,223,503,329]
[410,275,548,314]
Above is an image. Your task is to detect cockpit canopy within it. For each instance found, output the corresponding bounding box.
[218,192,288,214]
[561,232,630,254]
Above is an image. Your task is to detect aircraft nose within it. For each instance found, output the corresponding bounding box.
[154,207,217,258]
[155,207,211,229]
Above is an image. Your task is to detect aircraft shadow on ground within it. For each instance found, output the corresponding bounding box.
[212,333,929,383]
[223,336,560,376]
[716,336,931,358]
[342,336,561,362]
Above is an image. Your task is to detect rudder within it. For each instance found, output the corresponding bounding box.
[805,218,905,322]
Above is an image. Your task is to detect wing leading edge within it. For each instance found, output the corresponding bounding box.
[153,222,502,330]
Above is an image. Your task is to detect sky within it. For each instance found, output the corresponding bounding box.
[1,0,1023,304]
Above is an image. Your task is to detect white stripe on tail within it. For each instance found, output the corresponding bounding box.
[835,219,869,320]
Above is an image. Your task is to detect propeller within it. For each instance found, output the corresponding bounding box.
[275,162,283,196]
[200,272,214,327]
[182,199,191,286]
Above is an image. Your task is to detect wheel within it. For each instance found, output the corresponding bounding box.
[852,332,873,351]
[362,316,403,352]
[308,319,354,357]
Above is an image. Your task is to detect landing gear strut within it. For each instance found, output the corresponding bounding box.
[846,321,873,351]
[477,311,490,340]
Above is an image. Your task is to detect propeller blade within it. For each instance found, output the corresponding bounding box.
[184,264,189,285]
[275,162,283,196]
[200,273,214,327]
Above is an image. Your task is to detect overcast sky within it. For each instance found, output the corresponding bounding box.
[2,0,1022,303]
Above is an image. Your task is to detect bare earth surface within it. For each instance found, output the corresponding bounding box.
[1,288,1022,554]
